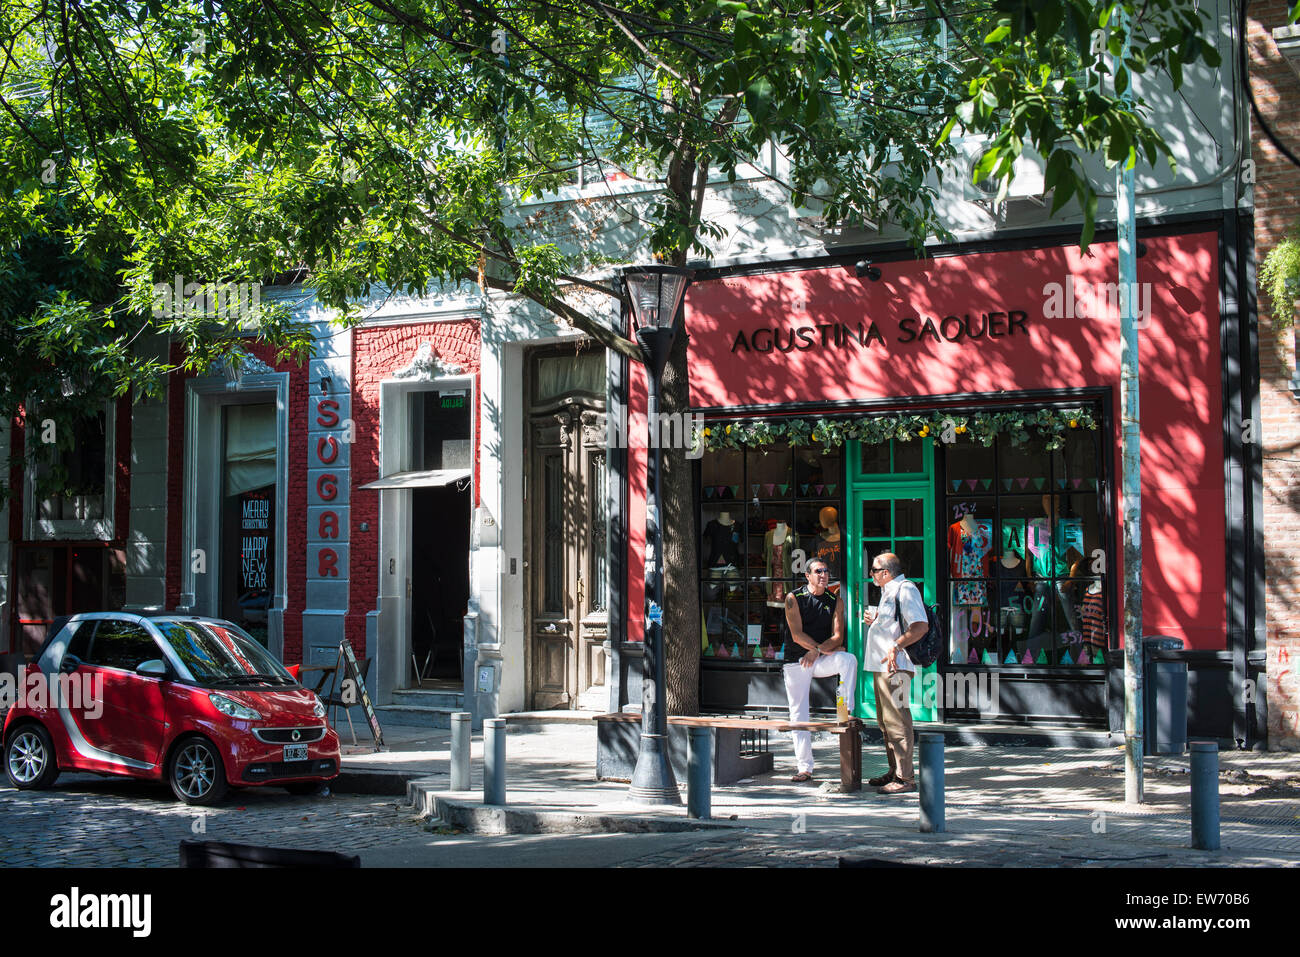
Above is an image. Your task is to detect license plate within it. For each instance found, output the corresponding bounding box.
[283,744,308,762]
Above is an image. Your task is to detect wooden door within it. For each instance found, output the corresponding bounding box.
[528,404,608,710]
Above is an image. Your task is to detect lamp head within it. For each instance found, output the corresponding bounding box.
[621,264,694,334]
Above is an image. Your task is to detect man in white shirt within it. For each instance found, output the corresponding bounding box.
[862,552,928,794]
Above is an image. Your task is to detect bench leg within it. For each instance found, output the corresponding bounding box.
[840,727,862,792]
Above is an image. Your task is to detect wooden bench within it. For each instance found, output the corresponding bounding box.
[595,713,864,791]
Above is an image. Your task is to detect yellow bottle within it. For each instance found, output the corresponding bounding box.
[836,693,850,723]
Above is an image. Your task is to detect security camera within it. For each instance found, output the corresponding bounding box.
[855,260,882,281]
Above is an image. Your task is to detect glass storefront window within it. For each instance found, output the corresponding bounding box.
[221,403,277,647]
[944,429,1107,667]
[700,441,844,663]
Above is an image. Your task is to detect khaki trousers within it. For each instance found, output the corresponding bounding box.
[873,670,915,782]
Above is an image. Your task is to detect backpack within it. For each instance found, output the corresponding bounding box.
[892,583,944,667]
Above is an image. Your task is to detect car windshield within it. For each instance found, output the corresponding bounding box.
[154,619,294,686]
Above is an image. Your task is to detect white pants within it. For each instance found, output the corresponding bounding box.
[782,652,858,774]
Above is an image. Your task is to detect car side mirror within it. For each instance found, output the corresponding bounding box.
[136,659,168,679]
[60,654,82,674]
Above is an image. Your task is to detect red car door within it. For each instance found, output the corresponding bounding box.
[77,619,168,769]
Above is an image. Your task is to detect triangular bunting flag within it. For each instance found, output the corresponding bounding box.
[730,485,741,496]
[815,484,825,494]
[1056,479,1067,489]
[1092,649,1104,664]
[968,648,979,664]
[1077,646,1091,664]
[801,484,810,494]
[705,486,715,498]
[966,479,979,491]
[1007,650,1021,664]
[779,484,789,495]
[1073,478,1085,489]
[1018,477,1030,489]
[951,480,962,491]
[1033,478,1047,490]
[826,484,837,495]
[1022,649,1034,664]
[983,651,997,665]
[1060,649,1074,665]
[982,479,993,490]
[764,483,775,495]
[1002,479,1013,490]
[1036,649,1048,664]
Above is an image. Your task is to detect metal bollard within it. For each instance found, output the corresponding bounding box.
[484,718,506,806]
[918,732,945,834]
[687,726,711,820]
[1190,740,1220,851]
[450,712,471,791]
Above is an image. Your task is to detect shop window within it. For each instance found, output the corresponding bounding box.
[944,428,1107,668]
[699,442,844,663]
[26,405,116,540]
[220,403,277,646]
[11,546,126,655]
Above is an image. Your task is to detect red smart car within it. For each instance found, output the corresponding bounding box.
[3,613,339,805]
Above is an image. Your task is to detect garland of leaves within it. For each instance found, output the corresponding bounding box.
[699,408,1099,453]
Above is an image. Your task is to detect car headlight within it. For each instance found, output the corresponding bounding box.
[312,695,327,719]
[209,693,262,720]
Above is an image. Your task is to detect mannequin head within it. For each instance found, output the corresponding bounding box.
[819,506,839,531]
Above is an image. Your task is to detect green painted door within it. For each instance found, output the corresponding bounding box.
[845,440,938,722]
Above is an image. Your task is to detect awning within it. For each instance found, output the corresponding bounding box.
[359,468,472,491]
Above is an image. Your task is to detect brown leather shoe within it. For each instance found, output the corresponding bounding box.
[868,771,896,788]
[878,779,916,794]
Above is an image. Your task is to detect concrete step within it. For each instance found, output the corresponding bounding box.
[390,688,464,709]
[375,704,463,730]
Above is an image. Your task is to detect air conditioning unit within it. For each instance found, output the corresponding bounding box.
[965,145,1049,212]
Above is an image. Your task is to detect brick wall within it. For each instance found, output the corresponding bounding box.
[1249,1,1300,749]
[346,321,482,656]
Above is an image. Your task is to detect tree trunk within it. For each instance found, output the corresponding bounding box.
[659,322,701,716]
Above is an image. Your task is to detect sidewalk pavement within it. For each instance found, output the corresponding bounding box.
[337,717,1300,867]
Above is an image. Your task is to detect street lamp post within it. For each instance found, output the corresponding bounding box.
[622,264,693,806]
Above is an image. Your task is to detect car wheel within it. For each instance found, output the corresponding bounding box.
[5,724,60,790]
[168,737,228,805]
[283,782,325,796]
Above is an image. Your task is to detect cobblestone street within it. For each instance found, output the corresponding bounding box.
[0,774,424,867]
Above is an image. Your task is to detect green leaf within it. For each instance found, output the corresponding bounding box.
[983,24,1012,45]
[973,146,1000,182]
[1079,188,1099,251]
[745,77,774,124]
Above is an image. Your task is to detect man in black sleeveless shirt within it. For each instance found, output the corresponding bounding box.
[782,558,857,782]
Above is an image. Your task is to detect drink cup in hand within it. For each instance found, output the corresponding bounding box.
[863,605,878,625]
